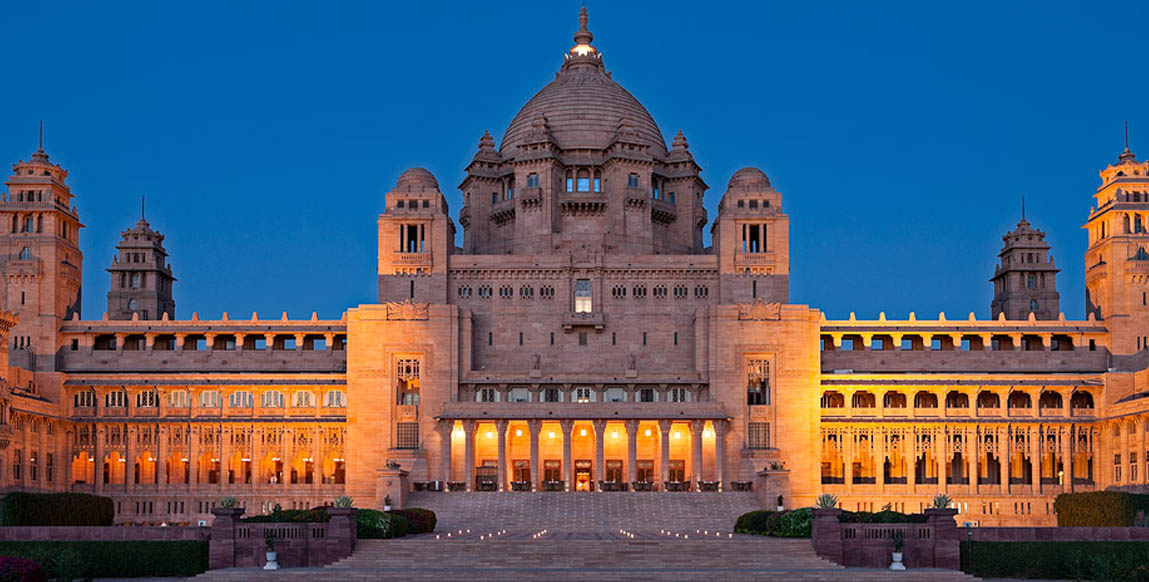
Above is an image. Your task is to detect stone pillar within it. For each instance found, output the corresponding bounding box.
[64,427,75,491]
[937,428,947,492]
[691,420,704,482]
[1063,425,1074,492]
[220,425,231,491]
[1031,426,1041,493]
[714,420,726,490]
[969,428,979,494]
[908,429,918,490]
[658,420,671,490]
[125,424,136,492]
[208,507,245,570]
[312,425,322,495]
[157,424,168,488]
[593,420,606,490]
[250,426,260,492]
[1140,419,1147,485]
[188,425,198,491]
[625,420,638,484]
[844,428,854,493]
[877,429,886,490]
[439,420,453,484]
[496,419,508,491]
[462,420,476,491]
[999,428,1009,492]
[560,419,574,490]
[528,420,541,491]
[94,424,105,495]
[811,508,844,565]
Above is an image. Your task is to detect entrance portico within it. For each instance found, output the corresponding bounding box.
[437,411,728,492]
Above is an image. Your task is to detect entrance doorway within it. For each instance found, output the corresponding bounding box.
[575,460,593,491]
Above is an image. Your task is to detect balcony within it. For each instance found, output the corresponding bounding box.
[436,400,728,421]
[60,347,347,374]
[821,347,1110,374]
[391,252,431,268]
[734,252,777,268]
[396,404,419,421]
[562,312,605,331]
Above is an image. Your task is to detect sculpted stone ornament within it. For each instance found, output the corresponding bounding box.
[384,298,429,321]
[738,298,782,321]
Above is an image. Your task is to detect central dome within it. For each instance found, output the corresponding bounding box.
[500,9,665,157]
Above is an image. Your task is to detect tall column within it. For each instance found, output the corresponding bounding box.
[593,420,606,490]
[937,428,947,492]
[844,428,855,493]
[714,420,726,490]
[877,429,886,490]
[94,424,105,495]
[281,426,292,493]
[969,428,979,494]
[64,428,75,491]
[528,420,541,491]
[311,425,322,494]
[625,420,638,484]
[690,420,704,482]
[496,419,508,491]
[1030,426,1041,493]
[439,420,453,484]
[1140,418,1147,485]
[188,425,198,491]
[126,424,136,491]
[462,420,476,491]
[220,425,230,491]
[658,420,671,490]
[1063,425,1074,492]
[999,428,1009,492]
[250,426,260,492]
[560,420,574,491]
[908,429,917,490]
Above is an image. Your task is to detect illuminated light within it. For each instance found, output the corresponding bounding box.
[579,428,587,437]
[515,429,522,437]
[611,431,618,439]
[271,457,281,462]
[118,458,126,463]
[240,457,251,462]
[673,432,681,439]
[645,429,652,437]
[181,458,189,463]
[548,431,556,439]
[333,458,345,462]
[486,431,494,439]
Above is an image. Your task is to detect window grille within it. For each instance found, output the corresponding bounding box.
[748,422,770,450]
[396,423,419,449]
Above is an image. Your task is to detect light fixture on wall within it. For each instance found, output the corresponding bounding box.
[486,431,494,439]
[611,431,618,439]
[645,429,652,437]
[515,429,523,437]
[548,431,556,439]
[580,429,587,437]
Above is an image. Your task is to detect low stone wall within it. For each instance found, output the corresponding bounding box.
[209,507,356,570]
[970,526,1149,542]
[811,507,960,570]
[0,526,208,541]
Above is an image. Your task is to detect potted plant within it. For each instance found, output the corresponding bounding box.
[383,495,393,511]
[263,530,279,571]
[218,495,237,509]
[335,495,353,508]
[889,529,906,571]
[815,493,838,509]
[931,493,952,509]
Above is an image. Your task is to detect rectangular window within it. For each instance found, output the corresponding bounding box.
[642,332,647,346]
[670,387,687,402]
[574,279,592,313]
[396,423,419,449]
[961,338,971,351]
[640,388,655,403]
[575,387,592,403]
[674,332,678,346]
[871,338,883,350]
[544,388,561,403]
[612,332,616,345]
[578,332,587,346]
[748,422,770,449]
[544,460,562,482]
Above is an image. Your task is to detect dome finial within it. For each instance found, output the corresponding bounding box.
[570,5,595,56]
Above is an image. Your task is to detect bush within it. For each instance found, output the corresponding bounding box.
[838,509,927,524]
[355,509,409,539]
[1054,491,1149,527]
[0,556,47,582]
[734,510,774,533]
[0,541,208,578]
[242,509,330,523]
[776,508,813,538]
[388,508,436,534]
[962,541,1149,580]
[0,492,114,527]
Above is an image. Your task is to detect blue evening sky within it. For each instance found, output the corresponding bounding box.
[1,1,1141,320]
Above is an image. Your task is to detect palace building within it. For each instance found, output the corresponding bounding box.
[0,8,1147,527]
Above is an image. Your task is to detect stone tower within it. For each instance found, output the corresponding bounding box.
[106,205,176,320]
[376,168,453,304]
[1084,131,1149,354]
[711,168,791,304]
[0,134,83,370]
[990,204,1060,320]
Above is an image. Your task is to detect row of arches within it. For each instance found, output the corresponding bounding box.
[821,389,1094,410]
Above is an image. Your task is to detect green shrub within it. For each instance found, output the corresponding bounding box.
[776,508,813,538]
[355,509,409,539]
[242,509,330,523]
[962,541,1149,580]
[734,510,774,533]
[0,492,114,527]
[1054,491,1149,527]
[388,508,436,534]
[838,509,927,524]
[0,541,208,578]
[0,556,47,582]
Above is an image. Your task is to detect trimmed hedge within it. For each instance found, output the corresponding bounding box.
[0,492,114,527]
[355,509,409,539]
[388,508,436,534]
[1054,491,1149,527]
[962,541,1149,580]
[242,509,330,523]
[734,508,812,538]
[838,509,928,524]
[0,541,208,578]
[0,556,47,582]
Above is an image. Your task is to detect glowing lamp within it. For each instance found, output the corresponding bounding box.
[515,429,523,437]
[548,431,556,439]
[645,429,652,437]
[580,428,587,437]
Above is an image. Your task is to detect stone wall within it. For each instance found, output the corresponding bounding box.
[208,507,357,570]
[0,525,208,541]
[811,507,960,570]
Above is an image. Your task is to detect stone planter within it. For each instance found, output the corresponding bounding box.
[263,551,279,570]
[890,551,905,571]
[447,481,466,491]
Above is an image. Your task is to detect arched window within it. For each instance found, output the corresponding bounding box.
[913,391,938,408]
[851,391,876,408]
[820,391,844,408]
[576,169,590,192]
[527,173,539,188]
[23,216,33,232]
[1007,391,1032,409]
[945,391,969,408]
[977,391,1001,408]
[1070,391,1094,409]
[883,391,907,408]
[593,169,602,192]
[1039,390,1063,409]
[1030,299,1038,313]
[17,247,30,260]
[128,299,138,311]
[627,173,639,188]
[565,170,574,192]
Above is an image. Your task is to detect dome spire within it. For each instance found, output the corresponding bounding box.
[1120,120,1137,164]
[568,5,598,59]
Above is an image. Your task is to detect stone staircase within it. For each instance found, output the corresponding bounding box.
[193,492,981,581]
